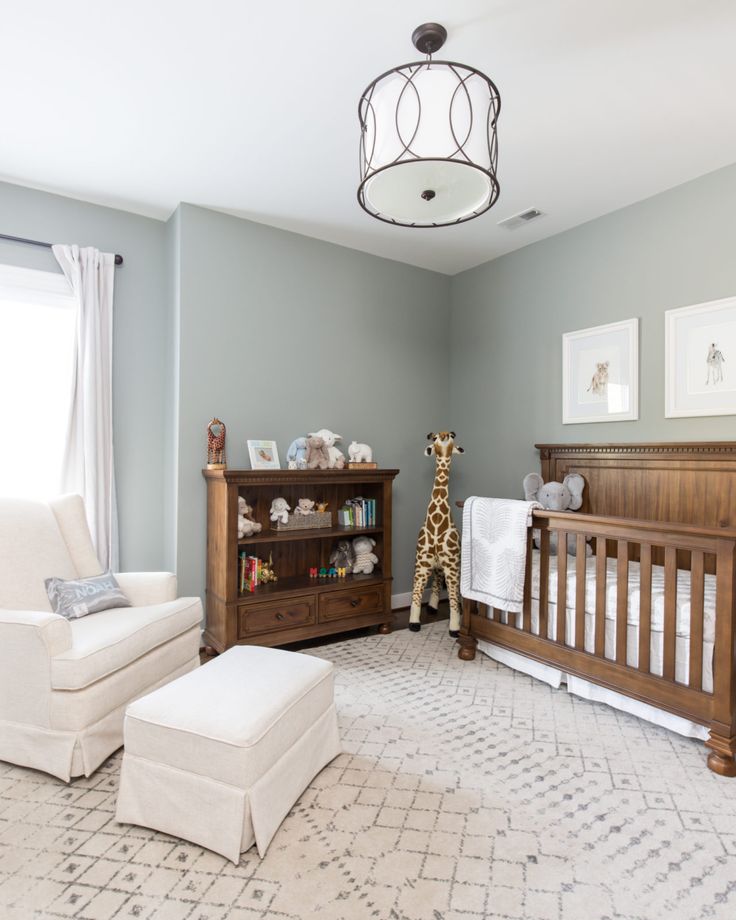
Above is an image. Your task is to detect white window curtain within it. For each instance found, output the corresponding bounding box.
[53,244,119,571]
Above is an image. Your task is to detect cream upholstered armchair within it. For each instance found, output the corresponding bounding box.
[0,494,201,782]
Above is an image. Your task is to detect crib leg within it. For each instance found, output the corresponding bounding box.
[457,597,477,661]
[457,633,477,661]
[706,730,736,777]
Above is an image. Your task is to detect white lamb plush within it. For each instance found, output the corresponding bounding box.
[309,428,345,469]
[238,496,262,538]
[348,441,373,463]
[269,497,291,525]
[352,536,378,574]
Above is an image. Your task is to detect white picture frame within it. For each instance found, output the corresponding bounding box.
[247,439,281,470]
[665,296,736,418]
[562,318,638,424]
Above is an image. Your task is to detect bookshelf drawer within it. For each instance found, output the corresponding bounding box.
[319,585,383,623]
[239,596,316,637]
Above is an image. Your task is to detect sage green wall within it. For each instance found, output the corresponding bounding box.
[174,203,451,599]
[0,180,169,572]
[449,163,736,503]
[6,159,734,600]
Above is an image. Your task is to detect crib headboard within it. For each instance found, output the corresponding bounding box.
[536,442,736,530]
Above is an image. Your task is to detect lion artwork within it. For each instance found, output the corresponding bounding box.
[587,361,609,397]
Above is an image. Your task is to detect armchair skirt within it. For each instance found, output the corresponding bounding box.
[0,494,202,781]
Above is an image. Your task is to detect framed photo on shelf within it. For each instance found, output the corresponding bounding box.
[247,439,281,470]
[562,318,638,424]
[665,296,736,418]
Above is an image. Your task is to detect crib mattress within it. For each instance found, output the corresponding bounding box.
[529,549,716,642]
[485,550,715,694]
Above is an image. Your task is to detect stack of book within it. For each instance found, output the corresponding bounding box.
[239,552,262,593]
[337,498,377,528]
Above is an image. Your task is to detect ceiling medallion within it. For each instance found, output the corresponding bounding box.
[358,22,501,228]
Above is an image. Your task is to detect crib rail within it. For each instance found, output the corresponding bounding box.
[531,511,733,690]
[457,504,736,774]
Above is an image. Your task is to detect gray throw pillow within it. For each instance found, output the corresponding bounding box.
[45,572,131,620]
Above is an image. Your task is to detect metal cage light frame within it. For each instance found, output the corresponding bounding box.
[357,23,501,228]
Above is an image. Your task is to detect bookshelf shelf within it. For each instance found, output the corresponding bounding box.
[202,468,399,651]
[238,525,383,546]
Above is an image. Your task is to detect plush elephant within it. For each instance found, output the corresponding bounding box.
[522,472,591,556]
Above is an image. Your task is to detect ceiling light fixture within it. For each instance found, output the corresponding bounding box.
[357,22,501,228]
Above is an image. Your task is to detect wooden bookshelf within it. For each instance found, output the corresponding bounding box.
[202,468,399,651]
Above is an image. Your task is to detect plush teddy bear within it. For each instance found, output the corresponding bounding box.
[306,435,330,470]
[309,429,345,469]
[329,539,355,573]
[348,441,373,463]
[286,437,308,470]
[295,498,315,516]
[352,536,378,574]
[269,497,291,525]
[237,496,262,538]
[522,472,591,556]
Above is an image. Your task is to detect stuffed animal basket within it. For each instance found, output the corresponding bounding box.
[272,511,333,532]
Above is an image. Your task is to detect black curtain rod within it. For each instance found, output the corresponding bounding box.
[0,233,123,265]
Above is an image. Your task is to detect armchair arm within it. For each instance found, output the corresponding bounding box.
[0,608,72,656]
[114,572,178,607]
[0,608,72,725]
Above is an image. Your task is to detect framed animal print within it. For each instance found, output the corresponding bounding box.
[665,296,736,418]
[562,318,639,424]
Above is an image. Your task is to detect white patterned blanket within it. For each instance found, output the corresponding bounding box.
[460,497,540,612]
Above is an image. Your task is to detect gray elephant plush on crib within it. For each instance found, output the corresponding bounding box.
[522,472,592,556]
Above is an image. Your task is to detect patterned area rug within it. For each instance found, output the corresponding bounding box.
[1,621,735,920]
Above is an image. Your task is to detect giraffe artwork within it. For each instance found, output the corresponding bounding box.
[409,431,464,637]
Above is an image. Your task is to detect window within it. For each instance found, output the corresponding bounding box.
[0,264,77,499]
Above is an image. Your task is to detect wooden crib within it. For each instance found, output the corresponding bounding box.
[457,442,736,776]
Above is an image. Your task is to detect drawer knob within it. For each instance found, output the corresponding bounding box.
[276,613,285,621]
[350,598,360,608]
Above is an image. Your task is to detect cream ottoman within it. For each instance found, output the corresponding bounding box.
[115,645,341,863]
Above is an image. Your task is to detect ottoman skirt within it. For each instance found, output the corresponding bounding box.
[116,704,340,863]
[115,646,341,863]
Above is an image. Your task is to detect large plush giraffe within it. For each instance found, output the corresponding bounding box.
[409,431,464,637]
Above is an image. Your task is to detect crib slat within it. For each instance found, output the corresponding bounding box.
[523,529,533,633]
[689,550,705,690]
[638,543,652,674]
[616,541,628,664]
[595,537,606,657]
[575,535,586,649]
[539,529,550,639]
[492,607,502,622]
[663,546,677,681]
[556,532,568,644]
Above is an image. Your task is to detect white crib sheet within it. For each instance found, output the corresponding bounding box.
[477,550,715,740]
[529,550,716,642]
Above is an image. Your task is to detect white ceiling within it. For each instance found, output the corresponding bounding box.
[2,0,736,275]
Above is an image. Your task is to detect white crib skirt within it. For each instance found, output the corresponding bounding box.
[477,598,711,742]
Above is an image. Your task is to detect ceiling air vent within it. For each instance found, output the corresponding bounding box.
[497,208,544,230]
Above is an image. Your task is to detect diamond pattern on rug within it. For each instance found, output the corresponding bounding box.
[1,621,735,919]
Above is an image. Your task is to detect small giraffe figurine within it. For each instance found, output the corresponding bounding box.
[409,431,464,637]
